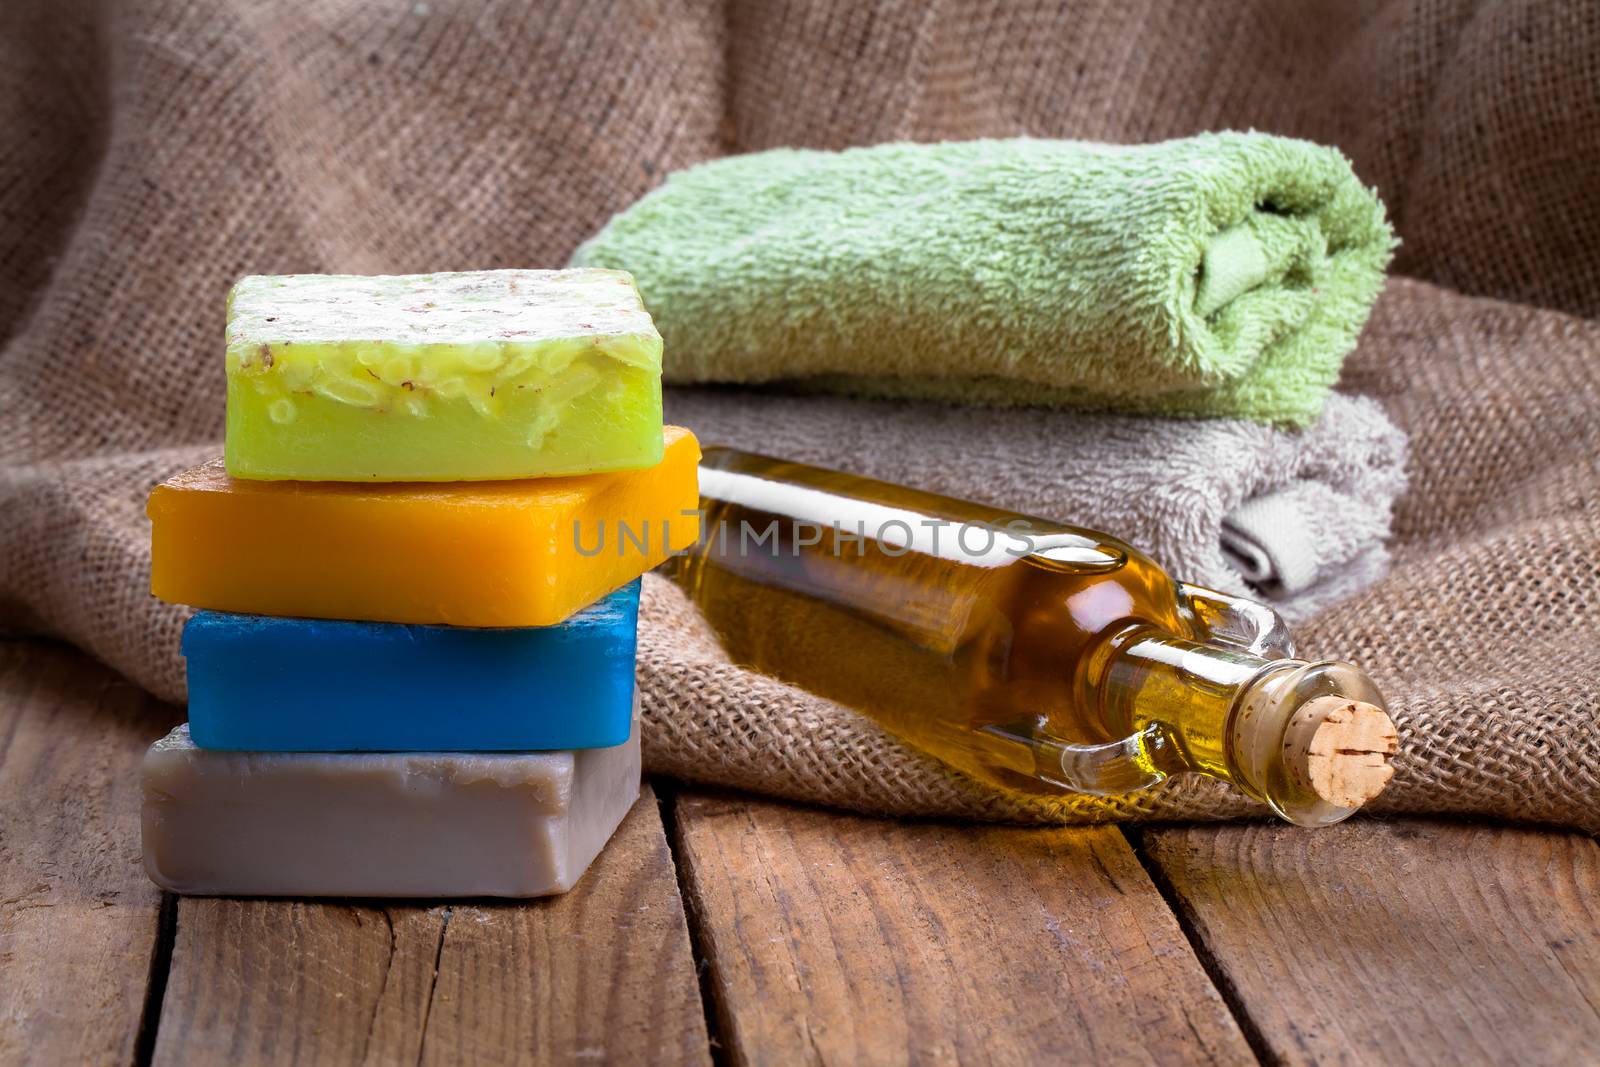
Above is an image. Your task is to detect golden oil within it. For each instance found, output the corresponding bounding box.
[669,447,1398,826]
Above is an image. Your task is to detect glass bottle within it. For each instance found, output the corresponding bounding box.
[668,446,1398,827]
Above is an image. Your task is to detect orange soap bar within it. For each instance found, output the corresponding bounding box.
[149,426,700,627]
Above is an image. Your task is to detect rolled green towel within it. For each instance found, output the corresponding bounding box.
[572,133,1394,426]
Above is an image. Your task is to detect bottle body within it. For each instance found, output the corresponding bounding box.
[671,447,1396,826]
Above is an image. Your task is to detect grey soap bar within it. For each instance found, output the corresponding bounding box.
[141,718,640,898]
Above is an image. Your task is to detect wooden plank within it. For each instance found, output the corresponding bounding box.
[151,901,442,1065]
[671,790,1255,1066]
[1142,820,1600,1066]
[413,782,711,1067]
[0,640,181,1066]
[151,783,711,1067]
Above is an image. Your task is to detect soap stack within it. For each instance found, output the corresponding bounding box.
[140,269,699,898]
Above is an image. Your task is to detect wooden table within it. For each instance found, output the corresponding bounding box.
[4,639,1597,1066]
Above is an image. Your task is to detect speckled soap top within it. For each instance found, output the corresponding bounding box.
[227,268,660,352]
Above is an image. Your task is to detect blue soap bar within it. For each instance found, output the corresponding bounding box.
[182,580,639,752]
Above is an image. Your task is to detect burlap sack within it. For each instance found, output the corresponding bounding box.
[2,0,1595,829]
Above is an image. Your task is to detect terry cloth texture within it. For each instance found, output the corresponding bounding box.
[664,388,1406,625]
[575,136,1395,427]
[2,0,1598,830]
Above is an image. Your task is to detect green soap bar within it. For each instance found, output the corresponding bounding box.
[224,269,664,481]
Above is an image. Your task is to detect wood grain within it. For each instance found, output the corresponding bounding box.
[671,790,1254,1066]
[150,783,710,1066]
[0,640,180,1067]
[1142,819,1600,1066]
[413,782,711,1067]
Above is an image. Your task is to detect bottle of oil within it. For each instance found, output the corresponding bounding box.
[669,446,1399,827]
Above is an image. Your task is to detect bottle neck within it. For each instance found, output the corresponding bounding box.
[1088,627,1396,826]
[1094,628,1264,780]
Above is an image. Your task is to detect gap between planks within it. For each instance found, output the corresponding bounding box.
[668,788,1254,1066]
[655,778,733,1067]
[132,891,178,1067]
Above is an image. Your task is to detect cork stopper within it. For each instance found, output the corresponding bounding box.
[1283,696,1399,808]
